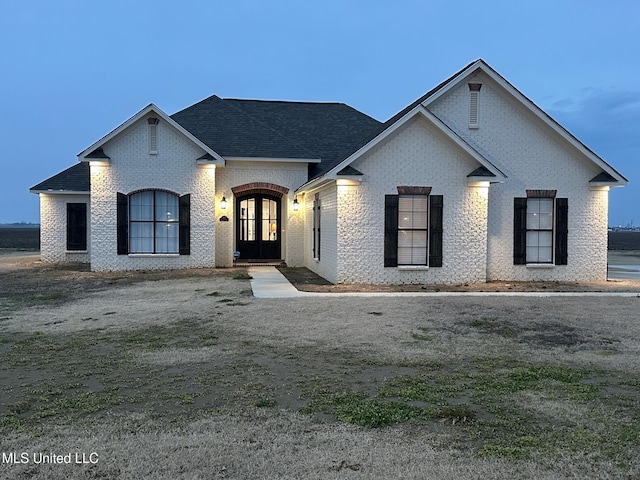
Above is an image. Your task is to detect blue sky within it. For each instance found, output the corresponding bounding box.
[1,0,638,226]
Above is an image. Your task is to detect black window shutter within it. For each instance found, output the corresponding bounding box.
[117,193,128,255]
[384,195,399,267]
[514,197,527,265]
[66,203,87,251]
[179,194,191,255]
[317,197,321,261]
[428,195,443,267]
[555,198,568,265]
[312,198,317,259]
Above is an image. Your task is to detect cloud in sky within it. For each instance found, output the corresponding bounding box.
[546,88,640,226]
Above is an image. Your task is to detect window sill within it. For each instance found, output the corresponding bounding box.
[128,254,180,258]
[398,265,429,271]
[526,263,554,269]
[66,250,88,254]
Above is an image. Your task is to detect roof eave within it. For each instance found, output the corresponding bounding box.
[295,176,336,194]
[30,189,90,195]
[224,156,321,164]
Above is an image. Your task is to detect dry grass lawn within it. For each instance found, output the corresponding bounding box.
[1,255,639,479]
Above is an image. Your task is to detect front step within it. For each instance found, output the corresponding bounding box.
[234,259,286,267]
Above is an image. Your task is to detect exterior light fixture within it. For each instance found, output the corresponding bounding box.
[220,196,228,210]
[292,196,299,212]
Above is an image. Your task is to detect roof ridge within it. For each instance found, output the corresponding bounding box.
[222,98,347,106]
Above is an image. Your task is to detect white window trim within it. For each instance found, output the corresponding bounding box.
[398,265,429,271]
[128,254,180,258]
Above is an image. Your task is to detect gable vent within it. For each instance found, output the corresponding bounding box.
[148,117,159,154]
[468,83,482,129]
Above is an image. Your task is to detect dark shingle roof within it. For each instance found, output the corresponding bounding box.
[170,96,383,179]
[30,163,90,192]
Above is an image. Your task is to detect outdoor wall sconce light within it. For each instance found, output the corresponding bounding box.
[220,196,228,210]
[292,196,299,212]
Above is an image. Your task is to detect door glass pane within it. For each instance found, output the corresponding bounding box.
[240,199,255,241]
[262,199,277,242]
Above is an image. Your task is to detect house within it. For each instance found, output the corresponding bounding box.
[30,59,627,284]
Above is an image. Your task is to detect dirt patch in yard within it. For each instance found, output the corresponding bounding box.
[2,253,640,479]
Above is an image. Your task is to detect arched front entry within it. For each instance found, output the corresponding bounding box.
[236,193,281,260]
[231,183,289,261]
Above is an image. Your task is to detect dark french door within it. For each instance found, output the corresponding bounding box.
[236,194,281,260]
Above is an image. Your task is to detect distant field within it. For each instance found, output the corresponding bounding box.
[0,228,638,252]
[608,231,640,250]
[0,227,40,249]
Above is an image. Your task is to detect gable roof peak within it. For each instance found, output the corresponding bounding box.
[76,103,224,163]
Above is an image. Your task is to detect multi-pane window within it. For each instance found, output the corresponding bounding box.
[526,197,553,263]
[397,195,428,265]
[129,190,179,253]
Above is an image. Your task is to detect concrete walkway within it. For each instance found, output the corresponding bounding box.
[249,266,640,299]
[248,266,306,298]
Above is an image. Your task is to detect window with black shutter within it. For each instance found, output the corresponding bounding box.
[513,195,568,265]
[66,203,87,251]
[117,190,190,255]
[384,192,443,268]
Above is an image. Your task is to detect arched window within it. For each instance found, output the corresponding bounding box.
[129,190,179,253]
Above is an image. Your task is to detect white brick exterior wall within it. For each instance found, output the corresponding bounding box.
[90,116,216,271]
[304,117,490,285]
[39,194,90,263]
[430,72,608,281]
[214,161,308,267]
[38,69,613,283]
[303,185,338,283]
